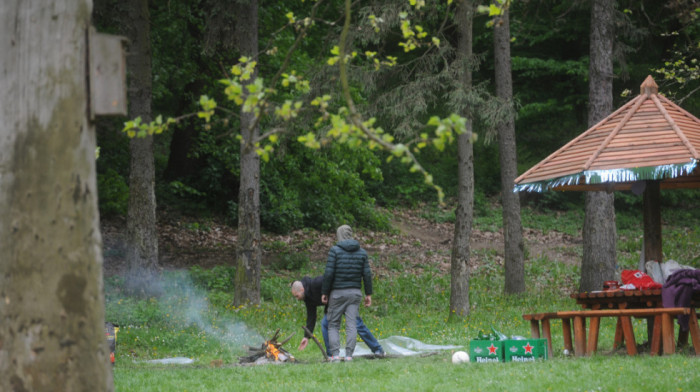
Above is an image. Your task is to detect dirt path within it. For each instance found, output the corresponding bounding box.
[102,210,582,277]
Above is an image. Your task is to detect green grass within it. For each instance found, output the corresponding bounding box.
[114,355,699,391]
[108,206,700,391]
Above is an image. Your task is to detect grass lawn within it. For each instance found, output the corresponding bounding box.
[108,205,700,391]
[115,355,698,391]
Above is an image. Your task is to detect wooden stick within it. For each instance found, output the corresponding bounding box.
[303,326,329,360]
[278,332,296,348]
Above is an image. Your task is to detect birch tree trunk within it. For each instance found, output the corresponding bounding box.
[234,0,262,305]
[581,0,616,292]
[124,0,160,294]
[0,1,112,390]
[450,0,475,318]
[493,6,525,294]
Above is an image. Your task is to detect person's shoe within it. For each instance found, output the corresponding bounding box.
[373,350,386,358]
[344,356,353,362]
[328,356,341,363]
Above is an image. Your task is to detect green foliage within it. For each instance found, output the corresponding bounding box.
[184,221,212,233]
[260,275,292,303]
[259,182,304,234]
[261,142,391,232]
[520,206,583,237]
[95,116,132,217]
[474,202,503,233]
[269,252,310,272]
[169,181,206,199]
[521,191,585,212]
[618,235,641,254]
[106,296,164,327]
[369,151,438,207]
[386,256,405,272]
[189,266,236,293]
[419,203,456,224]
[511,57,588,79]
[97,168,129,217]
[93,0,700,233]
[660,189,700,210]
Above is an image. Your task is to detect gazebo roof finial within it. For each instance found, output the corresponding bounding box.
[640,75,658,96]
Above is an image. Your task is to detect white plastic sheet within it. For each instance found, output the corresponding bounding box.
[340,336,462,357]
[144,357,194,365]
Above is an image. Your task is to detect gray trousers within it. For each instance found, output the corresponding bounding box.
[326,288,363,357]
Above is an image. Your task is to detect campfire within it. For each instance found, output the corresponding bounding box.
[239,329,296,364]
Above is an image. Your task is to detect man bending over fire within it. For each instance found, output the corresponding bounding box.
[291,226,384,361]
[291,276,384,359]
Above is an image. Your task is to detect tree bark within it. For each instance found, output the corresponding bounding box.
[0,1,112,390]
[450,0,475,318]
[581,0,616,292]
[643,181,662,262]
[493,6,525,294]
[123,0,160,294]
[234,0,262,305]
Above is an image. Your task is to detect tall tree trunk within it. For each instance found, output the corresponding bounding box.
[581,0,616,292]
[164,123,202,181]
[234,0,262,305]
[123,0,160,294]
[450,0,475,318]
[493,6,525,294]
[0,1,113,390]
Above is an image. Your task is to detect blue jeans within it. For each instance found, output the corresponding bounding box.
[321,314,383,355]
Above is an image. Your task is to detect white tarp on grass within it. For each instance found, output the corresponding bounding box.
[342,336,462,357]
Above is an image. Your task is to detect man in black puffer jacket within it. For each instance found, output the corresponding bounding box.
[322,225,374,362]
[291,276,384,357]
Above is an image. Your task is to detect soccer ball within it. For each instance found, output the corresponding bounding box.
[451,351,470,364]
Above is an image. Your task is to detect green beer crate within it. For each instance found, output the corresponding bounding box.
[504,338,548,362]
[469,340,504,363]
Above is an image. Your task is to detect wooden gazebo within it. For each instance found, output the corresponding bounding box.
[514,76,700,263]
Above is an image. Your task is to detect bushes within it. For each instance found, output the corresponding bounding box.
[189,265,236,292]
[260,142,390,232]
[97,168,129,217]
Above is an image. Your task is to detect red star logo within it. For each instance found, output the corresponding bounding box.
[488,343,498,355]
[523,342,534,354]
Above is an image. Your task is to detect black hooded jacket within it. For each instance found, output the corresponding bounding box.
[301,276,325,338]
[321,239,373,296]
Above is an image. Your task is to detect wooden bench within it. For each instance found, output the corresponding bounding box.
[522,312,572,358]
[524,307,700,357]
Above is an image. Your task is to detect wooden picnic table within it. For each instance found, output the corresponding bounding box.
[571,288,665,310]
[568,289,700,356]
[524,289,700,358]
[571,288,662,348]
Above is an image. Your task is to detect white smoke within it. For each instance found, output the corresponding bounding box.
[108,267,263,354]
[174,275,264,349]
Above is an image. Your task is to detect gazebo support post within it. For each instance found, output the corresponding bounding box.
[643,180,663,263]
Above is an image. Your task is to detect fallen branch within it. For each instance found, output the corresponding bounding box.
[303,326,329,360]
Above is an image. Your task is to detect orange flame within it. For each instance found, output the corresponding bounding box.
[265,342,280,361]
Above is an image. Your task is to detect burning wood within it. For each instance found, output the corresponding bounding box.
[239,329,296,364]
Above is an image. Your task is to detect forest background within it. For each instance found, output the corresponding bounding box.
[93,0,700,236]
[5,1,700,390]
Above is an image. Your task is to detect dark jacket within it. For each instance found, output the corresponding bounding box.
[321,239,373,296]
[301,276,325,338]
[662,268,700,331]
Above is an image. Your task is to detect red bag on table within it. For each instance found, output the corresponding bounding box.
[620,269,662,290]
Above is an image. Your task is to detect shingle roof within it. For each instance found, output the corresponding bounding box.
[514,76,700,192]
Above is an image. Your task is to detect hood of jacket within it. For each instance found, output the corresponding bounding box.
[336,239,360,252]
